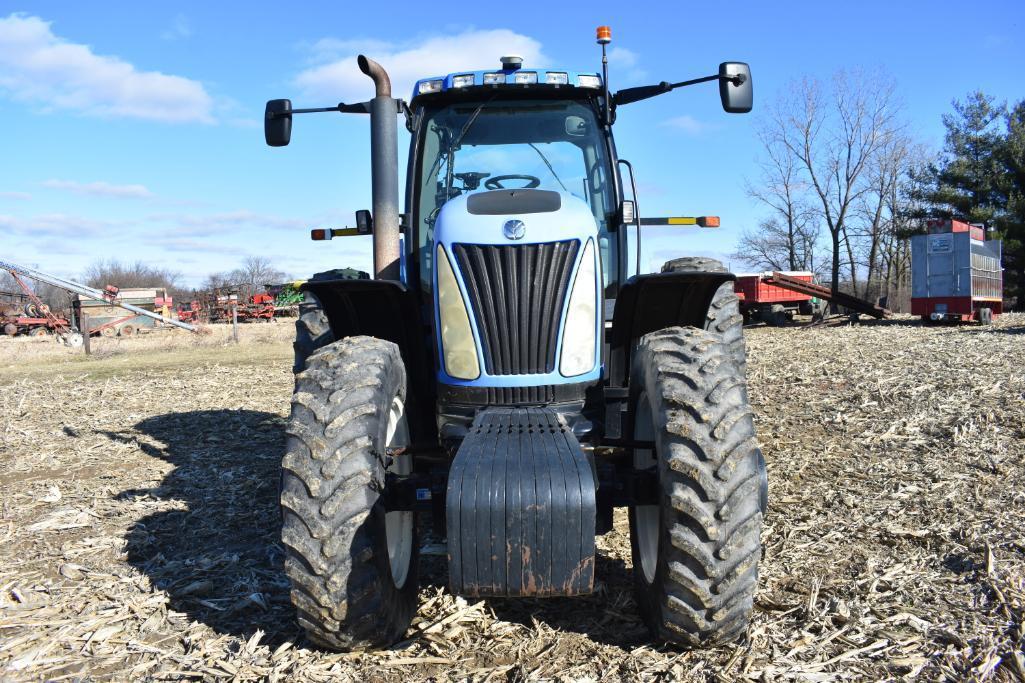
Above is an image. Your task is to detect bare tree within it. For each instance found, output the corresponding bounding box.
[203,257,288,299]
[233,256,287,291]
[731,216,821,275]
[743,122,817,271]
[770,72,901,308]
[849,133,912,300]
[84,260,183,296]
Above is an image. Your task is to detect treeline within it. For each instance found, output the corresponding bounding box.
[200,256,288,301]
[733,72,1024,310]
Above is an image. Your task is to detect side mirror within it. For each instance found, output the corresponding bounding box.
[355,209,374,234]
[718,63,752,114]
[265,99,292,147]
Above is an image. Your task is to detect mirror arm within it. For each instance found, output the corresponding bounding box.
[613,73,745,107]
[266,101,373,120]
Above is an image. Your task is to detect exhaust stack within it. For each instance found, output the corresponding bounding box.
[358,55,401,281]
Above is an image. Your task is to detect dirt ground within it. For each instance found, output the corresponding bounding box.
[1,317,1023,681]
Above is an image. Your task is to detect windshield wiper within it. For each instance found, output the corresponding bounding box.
[425,97,496,194]
[528,143,569,193]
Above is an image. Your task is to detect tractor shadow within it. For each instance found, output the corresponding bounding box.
[110,409,299,646]
[113,409,647,649]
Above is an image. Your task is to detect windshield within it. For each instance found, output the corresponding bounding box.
[414,98,616,292]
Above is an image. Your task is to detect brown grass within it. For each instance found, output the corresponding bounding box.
[1,315,1023,681]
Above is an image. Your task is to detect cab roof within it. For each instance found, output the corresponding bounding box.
[411,67,602,105]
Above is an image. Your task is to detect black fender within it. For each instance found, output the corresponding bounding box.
[607,271,734,387]
[300,278,436,444]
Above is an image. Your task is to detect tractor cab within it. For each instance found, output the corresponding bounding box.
[265,27,765,653]
[408,70,619,300]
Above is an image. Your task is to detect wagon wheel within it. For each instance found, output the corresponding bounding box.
[101,326,116,338]
[120,325,135,337]
[28,326,48,338]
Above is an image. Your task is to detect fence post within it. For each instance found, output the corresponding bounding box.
[231,300,239,344]
[82,313,91,355]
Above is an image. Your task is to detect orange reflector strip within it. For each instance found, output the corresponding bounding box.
[698,216,720,228]
[310,228,327,240]
[596,26,612,44]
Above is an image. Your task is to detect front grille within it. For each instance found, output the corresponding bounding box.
[453,241,579,375]
[486,385,555,404]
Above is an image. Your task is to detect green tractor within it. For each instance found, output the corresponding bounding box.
[265,27,765,649]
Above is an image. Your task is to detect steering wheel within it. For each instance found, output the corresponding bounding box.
[454,171,490,190]
[485,174,541,190]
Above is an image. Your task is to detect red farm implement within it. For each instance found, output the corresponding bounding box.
[734,271,818,325]
[0,271,80,345]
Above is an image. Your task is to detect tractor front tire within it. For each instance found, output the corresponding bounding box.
[281,336,418,650]
[629,326,765,647]
[660,257,745,373]
[293,291,333,373]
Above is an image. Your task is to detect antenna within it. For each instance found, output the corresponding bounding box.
[596,26,612,125]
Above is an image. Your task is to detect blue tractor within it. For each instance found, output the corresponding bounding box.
[265,27,766,650]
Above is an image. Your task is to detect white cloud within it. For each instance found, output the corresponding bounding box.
[0,191,31,201]
[0,212,112,237]
[662,115,718,136]
[149,209,310,234]
[295,29,549,102]
[42,179,154,199]
[0,13,214,123]
[161,14,192,41]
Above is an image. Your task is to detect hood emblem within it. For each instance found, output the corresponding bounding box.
[503,219,526,240]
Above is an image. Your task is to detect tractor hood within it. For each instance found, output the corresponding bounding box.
[431,189,602,389]
[433,189,598,246]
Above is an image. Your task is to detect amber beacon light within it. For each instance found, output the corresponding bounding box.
[596,26,612,44]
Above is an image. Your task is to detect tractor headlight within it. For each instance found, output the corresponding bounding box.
[436,245,480,380]
[559,240,597,377]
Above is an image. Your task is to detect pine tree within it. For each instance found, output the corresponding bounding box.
[997,101,1025,306]
[921,91,1006,224]
[917,91,1025,307]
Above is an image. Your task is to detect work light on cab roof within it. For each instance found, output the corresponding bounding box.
[413,59,598,98]
[263,25,762,653]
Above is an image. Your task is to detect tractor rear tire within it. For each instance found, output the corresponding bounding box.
[660,257,746,374]
[281,336,418,650]
[293,291,334,374]
[629,326,765,647]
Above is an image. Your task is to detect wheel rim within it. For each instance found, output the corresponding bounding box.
[634,390,659,584]
[384,396,413,588]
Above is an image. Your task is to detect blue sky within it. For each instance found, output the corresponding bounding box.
[2,1,1023,287]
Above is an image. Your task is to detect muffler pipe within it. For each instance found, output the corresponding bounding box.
[358,55,400,281]
[358,55,392,97]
